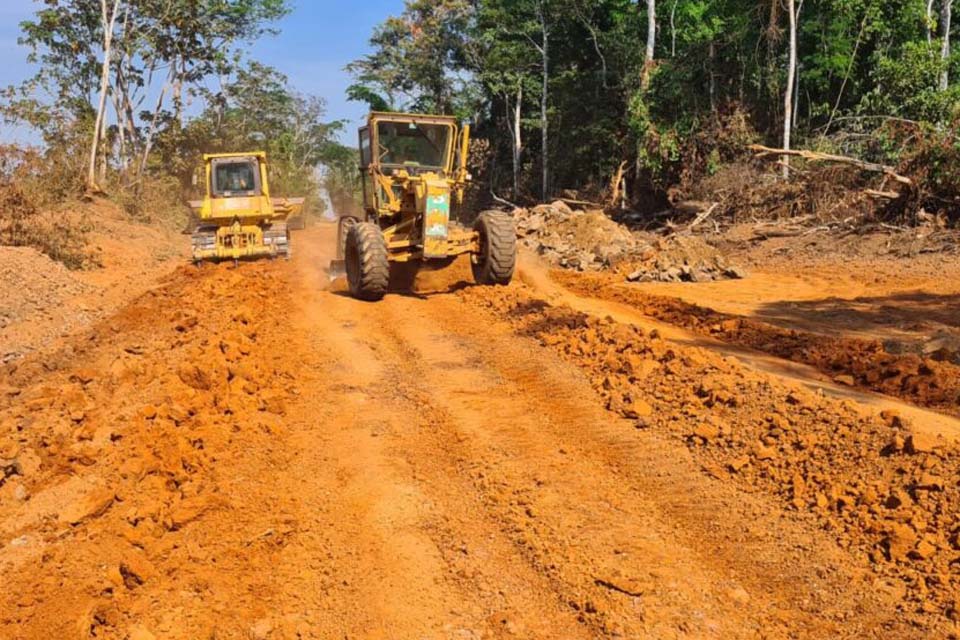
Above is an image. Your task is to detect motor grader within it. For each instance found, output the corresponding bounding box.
[333,112,516,301]
[188,151,304,263]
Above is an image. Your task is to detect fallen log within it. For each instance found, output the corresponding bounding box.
[748,144,914,187]
[559,197,604,208]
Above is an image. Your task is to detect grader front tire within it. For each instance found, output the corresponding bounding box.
[471,211,517,286]
[345,222,389,301]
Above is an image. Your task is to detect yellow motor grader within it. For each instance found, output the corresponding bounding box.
[188,152,304,263]
[333,112,516,301]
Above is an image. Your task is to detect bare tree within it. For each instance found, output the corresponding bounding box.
[941,0,954,91]
[88,0,122,190]
[509,83,523,199]
[537,0,551,201]
[642,0,656,88]
[782,0,800,178]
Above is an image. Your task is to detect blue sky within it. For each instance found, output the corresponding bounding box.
[0,0,404,144]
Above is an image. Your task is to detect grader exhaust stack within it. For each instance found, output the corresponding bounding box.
[332,112,516,300]
[188,152,304,263]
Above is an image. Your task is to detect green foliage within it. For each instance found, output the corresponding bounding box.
[166,63,350,215]
[861,40,960,121]
[349,0,960,209]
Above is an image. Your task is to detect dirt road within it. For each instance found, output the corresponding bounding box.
[0,225,954,638]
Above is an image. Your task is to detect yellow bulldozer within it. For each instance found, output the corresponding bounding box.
[333,112,516,301]
[189,151,304,263]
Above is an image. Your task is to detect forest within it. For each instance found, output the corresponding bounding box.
[0,0,356,226]
[2,0,960,239]
[350,0,960,217]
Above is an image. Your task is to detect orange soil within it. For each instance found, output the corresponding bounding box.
[555,270,960,417]
[0,224,956,638]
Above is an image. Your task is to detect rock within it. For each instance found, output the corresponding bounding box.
[692,423,720,442]
[728,456,750,472]
[170,495,214,531]
[550,200,574,215]
[887,434,905,453]
[177,364,213,391]
[884,522,917,562]
[916,473,943,491]
[754,445,777,461]
[880,410,904,429]
[913,538,937,560]
[906,432,942,455]
[621,398,653,419]
[259,391,287,416]
[663,267,683,282]
[725,266,748,279]
[626,270,644,282]
[58,487,115,525]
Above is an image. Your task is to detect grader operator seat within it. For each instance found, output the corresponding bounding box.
[333,112,517,302]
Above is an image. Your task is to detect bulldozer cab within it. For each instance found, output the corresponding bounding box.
[211,157,262,197]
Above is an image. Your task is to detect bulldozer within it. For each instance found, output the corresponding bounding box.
[188,151,304,263]
[333,112,516,301]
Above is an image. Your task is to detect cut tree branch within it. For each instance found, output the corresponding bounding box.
[748,144,913,187]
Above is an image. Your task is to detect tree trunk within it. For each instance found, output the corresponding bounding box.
[540,1,550,202]
[642,0,656,88]
[111,82,125,172]
[670,0,677,57]
[927,0,936,42]
[941,0,953,91]
[709,41,716,112]
[88,0,122,190]
[511,83,523,200]
[139,70,174,176]
[782,0,798,179]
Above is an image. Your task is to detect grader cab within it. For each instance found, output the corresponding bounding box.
[189,152,304,263]
[334,112,516,301]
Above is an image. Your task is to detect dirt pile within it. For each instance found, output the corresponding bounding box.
[0,247,92,363]
[623,234,746,283]
[557,271,960,417]
[460,282,960,628]
[0,263,296,638]
[515,202,745,282]
[0,199,184,363]
[514,202,652,271]
[0,246,90,332]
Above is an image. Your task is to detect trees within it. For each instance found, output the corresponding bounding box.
[11,0,292,191]
[88,0,122,190]
[642,0,656,88]
[940,0,954,90]
[782,0,800,178]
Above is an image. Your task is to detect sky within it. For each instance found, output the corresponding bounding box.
[0,0,404,144]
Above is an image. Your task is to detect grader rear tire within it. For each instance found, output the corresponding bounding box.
[471,211,516,286]
[345,222,389,301]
